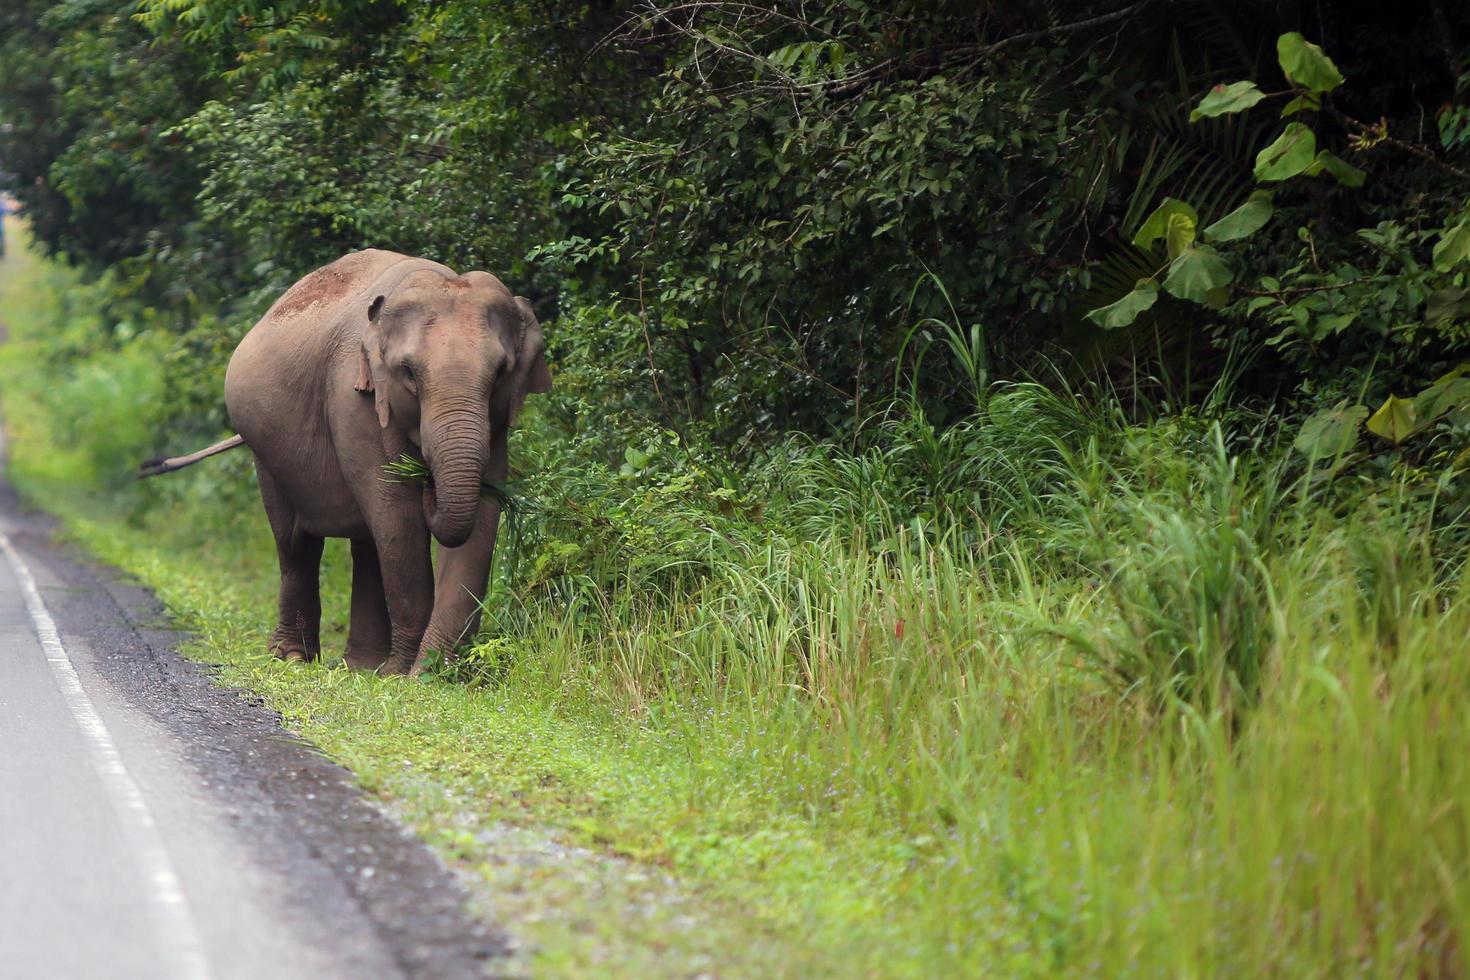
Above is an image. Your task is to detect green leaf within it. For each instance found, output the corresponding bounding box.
[1302,150,1365,187]
[1316,312,1357,337]
[1433,219,1470,272]
[1416,378,1470,421]
[1277,32,1344,94]
[1427,287,1470,323]
[1203,191,1273,242]
[1165,212,1197,260]
[1281,92,1321,117]
[1413,366,1470,421]
[1162,245,1234,303]
[1293,402,1366,459]
[1366,394,1420,444]
[1132,198,1199,250]
[1190,81,1266,122]
[1253,123,1317,181]
[1085,279,1159,329]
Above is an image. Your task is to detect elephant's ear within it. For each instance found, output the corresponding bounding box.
[514,296,552,395]
[353,346,374,394]
[359,295,392,428]
[527,350,552,395]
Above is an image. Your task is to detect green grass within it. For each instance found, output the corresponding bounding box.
[3,220,1469,976]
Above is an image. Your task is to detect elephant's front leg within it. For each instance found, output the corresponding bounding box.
[412,495,503,676]
[344,537,392,670]
[371,518,436,676]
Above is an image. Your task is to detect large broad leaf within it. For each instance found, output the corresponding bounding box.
[1277,33,1344,93]
[1293,402,1366,459]
[1203,191,1273,242]
[1132,198,1199,250]
[1085,279,1159,329]
[1280,93,1321,117]
[1433,219,1470,272]
[1190,81,1266,121]
[1303,150,1366,187]
[1366,394,1420,444]
[1254,123,1317,181]
[1413,366,1470,421]
[1165,212,1197,261]
[1163,245,1234,303]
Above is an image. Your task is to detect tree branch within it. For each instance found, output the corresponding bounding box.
[822,0,1154,96]
[1330,108,1470,183]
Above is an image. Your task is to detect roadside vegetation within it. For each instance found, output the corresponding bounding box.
[3,1,1470,975]
[5,222,1470,974]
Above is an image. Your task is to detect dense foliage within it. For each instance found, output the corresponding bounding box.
[3,0,1469,444]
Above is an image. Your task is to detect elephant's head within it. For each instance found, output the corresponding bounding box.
[355,269,550,548]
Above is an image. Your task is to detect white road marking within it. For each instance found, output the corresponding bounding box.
[0,532,211,980]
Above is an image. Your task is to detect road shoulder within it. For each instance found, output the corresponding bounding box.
[0,476,509,979]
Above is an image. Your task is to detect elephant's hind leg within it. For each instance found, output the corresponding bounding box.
[258,465,324,663]
[344,537,391,670]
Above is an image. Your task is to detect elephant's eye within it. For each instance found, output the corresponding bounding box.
[401,364,415,381]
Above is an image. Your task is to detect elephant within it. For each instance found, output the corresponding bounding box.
[142,249,550,675]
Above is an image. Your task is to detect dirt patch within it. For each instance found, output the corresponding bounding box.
[271,251,381,319]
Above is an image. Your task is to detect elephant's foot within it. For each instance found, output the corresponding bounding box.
[409,644,459,678]
[376,651,416,677]
[269,643,318,664]
[343,644,390,671]
[407,629,461,678]
[268,627,319,664]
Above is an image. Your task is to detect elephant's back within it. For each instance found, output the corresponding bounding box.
[258,249,434,328]
[226,249,451,431]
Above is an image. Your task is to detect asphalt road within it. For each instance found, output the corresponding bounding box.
[0,465,508,978]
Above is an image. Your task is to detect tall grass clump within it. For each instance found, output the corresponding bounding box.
[452,377,1470,973]
[1051,423,1290,717]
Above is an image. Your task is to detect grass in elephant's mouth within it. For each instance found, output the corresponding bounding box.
[382,453,523,517]
[382,452,433,484]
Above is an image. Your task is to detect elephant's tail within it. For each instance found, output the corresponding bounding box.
[138,434,246,478]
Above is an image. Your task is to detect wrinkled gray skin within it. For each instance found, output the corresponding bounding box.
[224,249,550,676]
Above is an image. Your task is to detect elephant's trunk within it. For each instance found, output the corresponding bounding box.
[421,395,488,548]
